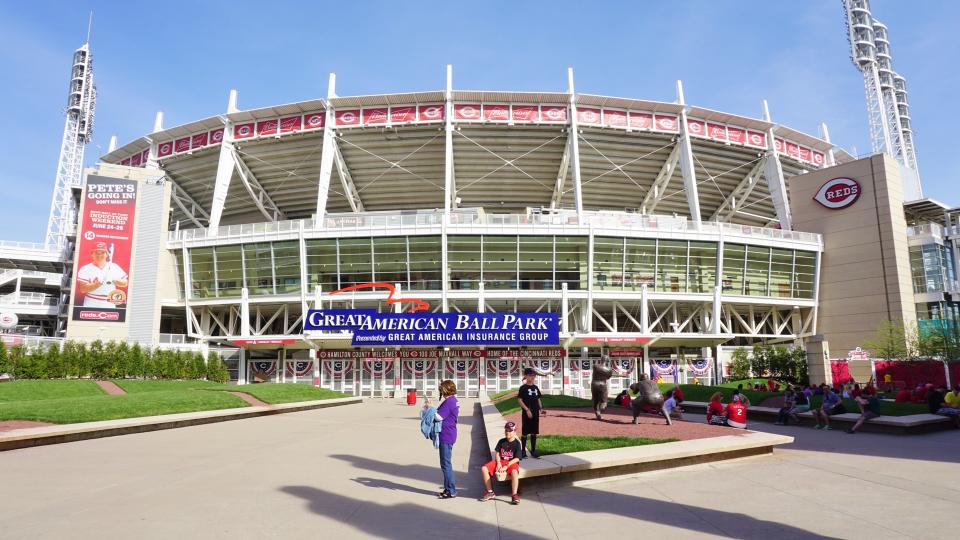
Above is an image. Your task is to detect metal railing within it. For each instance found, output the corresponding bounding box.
[0,292,58,307]
[168,209,822,245]
[907,223,945,238]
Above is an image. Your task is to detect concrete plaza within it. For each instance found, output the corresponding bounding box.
[0,400,956,539]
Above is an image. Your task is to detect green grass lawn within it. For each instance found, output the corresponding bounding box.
[718,378,785,389]
[806,396,928,416]
[0,390,247,424]
[0,380,105,402]
[657,383,771,406]
[493,394,594,416]
[535,434,678,456]
[221,383,346,404]
[113,379,223,393]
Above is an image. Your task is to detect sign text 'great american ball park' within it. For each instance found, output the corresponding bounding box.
[813,177,861,209]
[303,282,560,346]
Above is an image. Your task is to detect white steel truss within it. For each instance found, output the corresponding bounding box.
[710,157,766,222]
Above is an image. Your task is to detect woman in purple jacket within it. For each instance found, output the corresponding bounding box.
[436,379,459,498]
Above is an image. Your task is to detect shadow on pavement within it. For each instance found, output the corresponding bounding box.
[351,477,437,497]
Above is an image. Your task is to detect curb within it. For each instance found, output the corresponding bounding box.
[0,396,362,452]
[478,393,792,489]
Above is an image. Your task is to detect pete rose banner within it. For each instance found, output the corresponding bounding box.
[72,176,138,322]
[304,309,560,346]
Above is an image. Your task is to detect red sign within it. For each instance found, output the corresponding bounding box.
[629,112,652,129]
[130,152,143,167]
[455,104,481,120]
[813,177,861,209]
[798,146,812,162]
[484,104,509,122]
[654,115,678,132]
[773,138,785,153]
[582,336,653,344]
[541,105,567,122]
[209,128,224,144]
[156,141,173,158]
[336,109,360,126]
[707,123,727,141]
[303,113,325,130]
[812,150,825,166]
[418,104,445,122]
[141,149,150,166]
[191,132,209,148]
[120,158,131,166]
[511,105,538,122]
[230,338,297,345]
[234,123,255,139]
[604,109,627,128]
[746,131,766,147]
[577,107,601,125]
[391,106,416,123]
[280,116,302,133]
[609,349,645,357]
[174,137,191,153]
[364,108,388,124]
[727,127,745,144]
[72,175,138,323]
[786,141,800,159]
[686,119,706,137]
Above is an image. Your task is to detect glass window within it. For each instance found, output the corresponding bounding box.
[793,251,816,299]
[408,236,441,290]
[722,244,745,295]
[305,239,339,293]
[172,250,184,300]
[190,247,215,298]
[624,239,656,292]
[555,236,587,291]
[687,241,717,294]
[657,240,687,293]
[519,236,553,290]
[484,236,517,290]
[273,241,301,294]
[338,238,372,288]
[373,237,408,288]
[448,235,481,290]
[593,237,624,290]
[744,245,770,296]
[243,243,274,295]
[214,245,243,297]
[769,248,793,298]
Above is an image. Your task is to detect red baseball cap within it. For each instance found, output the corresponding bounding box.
[91,242,108,252]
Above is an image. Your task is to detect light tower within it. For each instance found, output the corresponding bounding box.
[44,38,97,250]
[842,0,921,199]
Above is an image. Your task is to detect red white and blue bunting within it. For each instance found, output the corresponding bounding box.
[286,361,313,377]
[652,359,675,375]
[610,358,635,376]
[687,358,711,375]
[525,359,561,376]
[362,359,394,376]
[323,360,353,376]
[403,360,437,376]
[251,360,277,375]
[572,359,593,372]
[487,359,518,376]
[445,359,477,376]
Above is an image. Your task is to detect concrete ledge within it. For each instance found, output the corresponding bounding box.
[680,401,953,434]
[0,397,362,452]
[479,394,793,488]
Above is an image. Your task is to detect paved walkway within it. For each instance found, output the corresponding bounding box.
[0,401,957,539]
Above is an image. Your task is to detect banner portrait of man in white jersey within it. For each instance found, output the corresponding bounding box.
[77,241,129,308]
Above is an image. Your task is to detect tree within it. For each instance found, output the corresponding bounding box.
[729,348,752,380]
[863,320,909,361]
[0,341,8,375]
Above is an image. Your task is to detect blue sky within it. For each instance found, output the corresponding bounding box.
[0,1,957,242]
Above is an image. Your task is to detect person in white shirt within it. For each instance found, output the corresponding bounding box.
[77,242,128,308]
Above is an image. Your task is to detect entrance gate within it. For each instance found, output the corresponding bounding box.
[358,358,396,398]
[400,359,439,398]
[319,359,356,394]
[441,358,480,398]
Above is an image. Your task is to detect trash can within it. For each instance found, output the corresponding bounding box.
[406,388,418,405]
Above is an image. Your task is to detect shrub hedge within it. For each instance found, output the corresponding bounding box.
[0,340,230,383]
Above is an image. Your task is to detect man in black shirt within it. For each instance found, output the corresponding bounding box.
[479,422,523,504]
[518,367,546,458]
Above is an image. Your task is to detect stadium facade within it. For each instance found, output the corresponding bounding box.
[2,59,958,397]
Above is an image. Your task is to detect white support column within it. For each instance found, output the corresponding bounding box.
[238,348,247,385]
[240,287,251,337]
[762,100,793,230]
[585,227,594,332]
[275,348,283,383]
[676,81,702,227]
[209,118,236,230]
[567,68,584,217]
[316,73,337,224]
[712,286,722,334]
[561,283,569,334]
[820,122,837,167]
[444,65,455,216]
[478,282,485,313]
[298,222,309,325]
[640,284,649,333]
[441,219,449,313]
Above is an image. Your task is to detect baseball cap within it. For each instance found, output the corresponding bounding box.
[91,242,108,252]
[523,367,536,376]
[504,421,516,432]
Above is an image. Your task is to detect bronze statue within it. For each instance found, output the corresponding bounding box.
[630,374,671,425]
[591,361,613,420]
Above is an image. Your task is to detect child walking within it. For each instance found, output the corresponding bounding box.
[436,380,459,499]
[518,367,546,458]
[479,422,523,505]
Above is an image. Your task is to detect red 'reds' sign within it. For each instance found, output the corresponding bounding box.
[813,177,861,210]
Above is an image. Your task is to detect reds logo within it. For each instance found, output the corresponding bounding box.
[580,109,598,123]
[237,125,252,137]
[421,105,442,119]
[813,177,861,209]
[543,107,565,121]
[657,117,676,130]
[160,143,172,154]
[338,111,358,124]
[458,105,479,119]
[83,231,96,241]
[749,133,763,146]
[688,121,703,134]
[211,130,224,142]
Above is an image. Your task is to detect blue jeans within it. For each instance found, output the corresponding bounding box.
[439,443,456,496]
